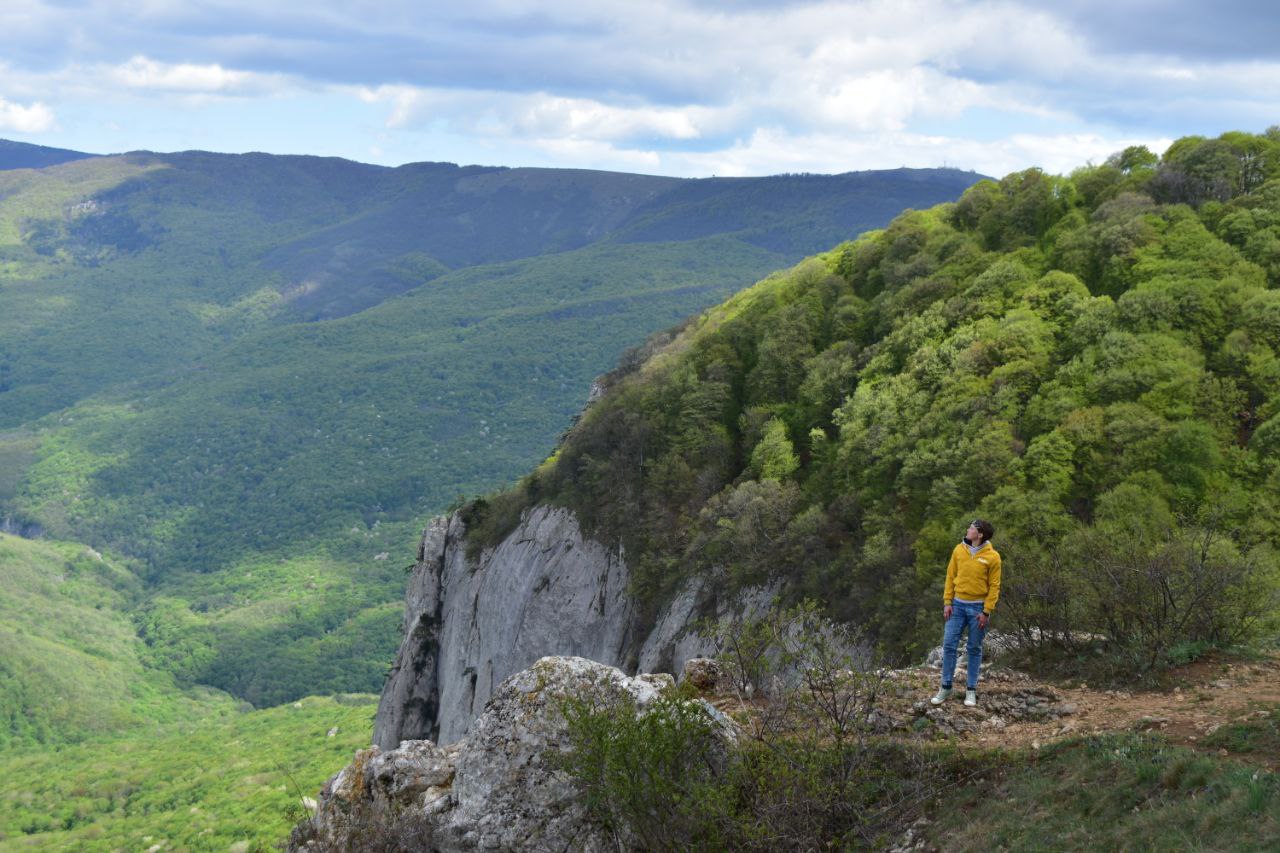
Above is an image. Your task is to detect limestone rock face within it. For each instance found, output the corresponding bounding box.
[440,657,673,851]
[375,506,766,748]
[298,656,734,853]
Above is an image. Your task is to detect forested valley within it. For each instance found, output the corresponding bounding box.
[0,144,981,848]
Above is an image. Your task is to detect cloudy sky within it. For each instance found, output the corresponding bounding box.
[0,0,1277,177]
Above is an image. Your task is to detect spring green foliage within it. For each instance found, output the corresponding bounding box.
[0,533,237,749]
[0,533,377,849]
[0,151,976,704]
[1001,516,1278,680]
[134,552,406,707]
[559,686,737,849]
[0,694,376,851]
[932,732,1279,851]
[481,130,1280,666]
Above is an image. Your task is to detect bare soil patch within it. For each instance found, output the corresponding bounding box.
[887,650,1280,769]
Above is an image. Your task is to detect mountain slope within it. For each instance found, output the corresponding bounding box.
[0,533,234,749]
[0,149,981,704]
[0,154,978,430]
[0,693,376,850]
[0,138,95,170]
[466,130,1280,662]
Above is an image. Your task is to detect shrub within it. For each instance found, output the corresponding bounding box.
[557,687,735,850]
[561,603,987,849]
[1001,511,1280,680]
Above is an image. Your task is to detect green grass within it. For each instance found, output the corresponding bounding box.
[932,733,1280,851]
[0,695,377,851]
[1203,708,1280,757]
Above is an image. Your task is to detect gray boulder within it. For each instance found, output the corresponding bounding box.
[296,655,737,852]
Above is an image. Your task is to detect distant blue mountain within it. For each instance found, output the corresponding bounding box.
[0,138,96,170]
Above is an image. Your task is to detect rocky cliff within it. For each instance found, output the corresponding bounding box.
[374,505,761,748]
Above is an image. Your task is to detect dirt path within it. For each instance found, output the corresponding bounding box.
[887,650,1280,769]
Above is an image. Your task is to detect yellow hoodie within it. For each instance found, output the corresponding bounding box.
[943,541,1002,615]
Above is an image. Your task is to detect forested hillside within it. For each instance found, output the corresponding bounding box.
[473,129,1280,666]
[0,147,978,705]
[0,533,234,749]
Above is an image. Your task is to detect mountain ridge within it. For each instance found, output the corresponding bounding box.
[0,138,96,170]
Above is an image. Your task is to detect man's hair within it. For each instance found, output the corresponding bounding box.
[971,518,995,543]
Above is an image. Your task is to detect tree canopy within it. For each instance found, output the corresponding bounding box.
[471,130,1280,663]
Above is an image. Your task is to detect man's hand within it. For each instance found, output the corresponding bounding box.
[943,605,952,620]
[978,612,989,629]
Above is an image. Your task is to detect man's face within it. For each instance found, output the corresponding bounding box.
[966,522,982,543]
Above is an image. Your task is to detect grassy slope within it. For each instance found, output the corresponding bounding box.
[0,695,376,851]
[0,533,235,749]
[934,732,1278,851]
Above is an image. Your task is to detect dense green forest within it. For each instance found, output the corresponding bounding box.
[0,686,376,850]
[3,132,1279,850]
[0,146,977,704]
[0,529,382,850]
[473,129,1280,665]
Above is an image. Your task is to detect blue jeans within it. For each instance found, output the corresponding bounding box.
[941,601,987,690]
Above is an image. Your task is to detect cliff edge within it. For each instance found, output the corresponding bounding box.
[374,505,749,747]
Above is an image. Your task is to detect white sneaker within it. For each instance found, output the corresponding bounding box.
[964,689,977,707]
[930,688,952,705]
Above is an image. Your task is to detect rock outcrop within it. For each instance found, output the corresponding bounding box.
[375,506,770,748]
[295,656,736,852]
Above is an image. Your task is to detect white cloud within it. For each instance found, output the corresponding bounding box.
[0,1,1270,177]
[110,55,259,92]
[342,1,1099,160]
[509,96,709,141]
[526,136,663,172]
[0,55,298,103]
[652,127,1172,179]
[784,67,992,132]
[0,95,55,132]
[359,85,729,142]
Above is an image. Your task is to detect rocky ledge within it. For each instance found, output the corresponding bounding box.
[292,655,735,852]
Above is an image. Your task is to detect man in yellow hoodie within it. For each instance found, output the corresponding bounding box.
[931,519,1001,707]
